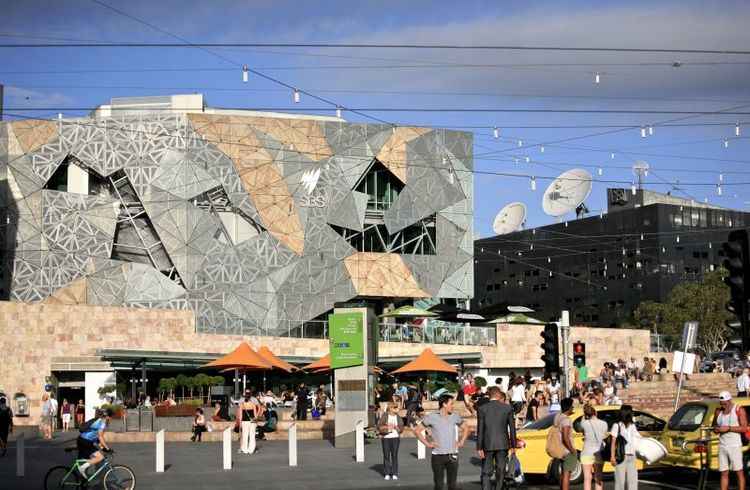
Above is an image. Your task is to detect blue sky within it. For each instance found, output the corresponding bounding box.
[3,0,750,236]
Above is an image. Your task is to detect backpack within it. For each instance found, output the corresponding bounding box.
[78,417,99,434]
[545,416,568,459]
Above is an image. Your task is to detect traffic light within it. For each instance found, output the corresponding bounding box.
[540,324,560,375]
[573,342,586,367]
[722,230,750,351]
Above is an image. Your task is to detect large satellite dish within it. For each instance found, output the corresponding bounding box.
[542,168,593,217]
[492,202,527,235]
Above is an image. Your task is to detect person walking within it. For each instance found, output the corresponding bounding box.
[40,393,52,440]
[75,399,85,428]
[237,390,258,454]
[378,402,404,480]
[0,396,13,456]
[610,404,641,490]
[554,398,577,490]
[509,377,526,417]
[737,369,750,398]
[476,386,517,490]
[414,394,469,490]
[295,383,309,421]
[714,391,747,490]
[61,399,71,431]
[581,405,608,490]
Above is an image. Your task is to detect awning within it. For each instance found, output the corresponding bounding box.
[391,348,458,374]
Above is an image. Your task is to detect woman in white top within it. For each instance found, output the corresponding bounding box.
[580,405,608,490]
[610,405,641,490]
[377,402,404,480]
[509,377,526,416]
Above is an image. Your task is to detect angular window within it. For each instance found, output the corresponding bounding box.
[355,160,404,211]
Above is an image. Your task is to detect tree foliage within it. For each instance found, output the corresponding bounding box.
[634,269,732,353]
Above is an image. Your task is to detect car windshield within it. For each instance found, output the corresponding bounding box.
[523,413,557,431]
[668,404,707,431]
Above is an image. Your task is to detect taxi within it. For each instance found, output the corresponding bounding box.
[659,398,750,471]
[515,405,666,483]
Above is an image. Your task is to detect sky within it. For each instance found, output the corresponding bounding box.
[2,0,750,237]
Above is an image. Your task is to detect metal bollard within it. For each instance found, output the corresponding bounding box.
[417,438,426,460]
[355,420,365,463]
[16,433,24,477]
[289,423,298,467]
[223,427,232,470]
[155,429,165,473]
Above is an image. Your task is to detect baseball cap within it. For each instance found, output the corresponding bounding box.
[719,391,732,401]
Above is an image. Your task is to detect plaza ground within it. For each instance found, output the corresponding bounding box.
[0,431,714,490]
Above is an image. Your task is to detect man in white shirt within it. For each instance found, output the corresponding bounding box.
[737,369,750,398]
[49,394,59,432]
[715,391,747,490]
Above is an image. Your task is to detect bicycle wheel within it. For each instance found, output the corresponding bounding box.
[103,465,136,490]
[44,465,79,489]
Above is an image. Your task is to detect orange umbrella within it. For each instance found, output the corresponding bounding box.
[302,353,330,372]
[202,342,272,370]
[257,346,297,372]
[391,348,457,374]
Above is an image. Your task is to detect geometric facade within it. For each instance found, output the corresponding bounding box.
[0,96,473,336]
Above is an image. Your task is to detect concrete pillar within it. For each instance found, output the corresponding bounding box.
[66,163,89,195]
[155,429,165,473]
[289,423,298,467]
[223,428,232,470]
[84,372,115,420]
[355,420,365,463]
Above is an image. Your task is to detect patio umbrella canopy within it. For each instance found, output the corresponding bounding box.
[428,303,485,324]
[391,348,457,374]
[379,305,438,319]
[257,345,297,372]
[486,313,543,325]
[202,342,272,370]
[302,353,330,372]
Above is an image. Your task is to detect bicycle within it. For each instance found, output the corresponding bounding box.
[44,447,136,490]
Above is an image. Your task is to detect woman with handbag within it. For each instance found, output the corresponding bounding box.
[236,390,259,455]
[610,404,641,490]
[378,402,404,481]
[580,405,607,490]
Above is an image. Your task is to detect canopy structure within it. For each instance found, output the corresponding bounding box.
[302,353,331,372]
[486,313,543,325]
[379,305,438,319]
[201,342,272,370]
[391,348,457,375]
[428,303,486,324]
[257,346,297,372]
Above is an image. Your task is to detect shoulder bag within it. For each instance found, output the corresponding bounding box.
[545,416,568,459]
[599,422,626,464]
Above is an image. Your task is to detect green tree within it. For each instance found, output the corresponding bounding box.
[163,378,176,399]
[634,269,732,353]
[194,373,210,404]
[175,374,188,401]
[185,376,196,399]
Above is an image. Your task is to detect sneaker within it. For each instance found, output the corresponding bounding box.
[384,475,391,481]
[392,475,398,480]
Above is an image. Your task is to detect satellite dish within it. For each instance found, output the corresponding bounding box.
[492,202,527,235]
[542,168,593,217]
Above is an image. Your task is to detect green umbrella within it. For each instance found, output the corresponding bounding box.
[378,305,438,319]
[486,313,543,325]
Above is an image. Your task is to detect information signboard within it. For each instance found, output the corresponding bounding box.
[329,312,365,369]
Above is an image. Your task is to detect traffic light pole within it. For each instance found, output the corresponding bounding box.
[560,310,570,396]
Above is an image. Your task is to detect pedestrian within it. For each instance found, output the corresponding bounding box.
[61,398,71,431]
[212,402,223,422]
[610,404,641,490]
[476,386,517,490]
[405,387,422,427]
[414,394,469,490]
[714,391,747,490]
[49,392,58,433]
[581,405,607,490]
[658,357,668,374]
[237,390,258,454]
[295,383,309,421]
[526,390,543,423]
[509,377,526,417]
[75,399,85,428]
[737,369,750,397]
[40,393,52,440]
[0,396,13,456]
[191,408,206,442]
[554,397,577,490]
[378,402,404,481]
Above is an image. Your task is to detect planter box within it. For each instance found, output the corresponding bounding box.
[154,405,210,417]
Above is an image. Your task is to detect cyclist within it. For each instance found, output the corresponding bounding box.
[76,408,113,478]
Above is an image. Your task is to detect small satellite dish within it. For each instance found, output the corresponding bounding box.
[492,202,527,235]
[542,168,593,217]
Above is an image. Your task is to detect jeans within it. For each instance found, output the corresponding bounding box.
[382,437,400,476]
[240,421,256,454]
[614,454,638,490]
[296,402,307,420]
[481,449,508,490]
[431,453,459,490]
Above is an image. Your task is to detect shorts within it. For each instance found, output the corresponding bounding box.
[62,413,71,424]
[580,453,602,465]
[76,437,98,459]
[561,451,579,473]
[719,445,743,472]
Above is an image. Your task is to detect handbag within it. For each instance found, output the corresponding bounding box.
[600,423,626,464]
[545,416,568,459]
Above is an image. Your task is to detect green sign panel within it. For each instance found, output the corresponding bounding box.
[329,312,365,369]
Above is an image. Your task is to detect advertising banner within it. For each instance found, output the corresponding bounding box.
[329,312,365,369]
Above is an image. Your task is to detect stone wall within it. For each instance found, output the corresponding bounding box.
[0,301,651,425]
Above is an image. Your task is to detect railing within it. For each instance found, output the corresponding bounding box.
[378,322,496,346]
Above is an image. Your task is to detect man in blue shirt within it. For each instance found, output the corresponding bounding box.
[76,408,113,477]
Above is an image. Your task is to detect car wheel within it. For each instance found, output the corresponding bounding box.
[547,455,583,485]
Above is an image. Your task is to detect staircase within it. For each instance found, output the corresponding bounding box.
[616,372,736,419]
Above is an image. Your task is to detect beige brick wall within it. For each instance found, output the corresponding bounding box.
[0,301,651,424]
